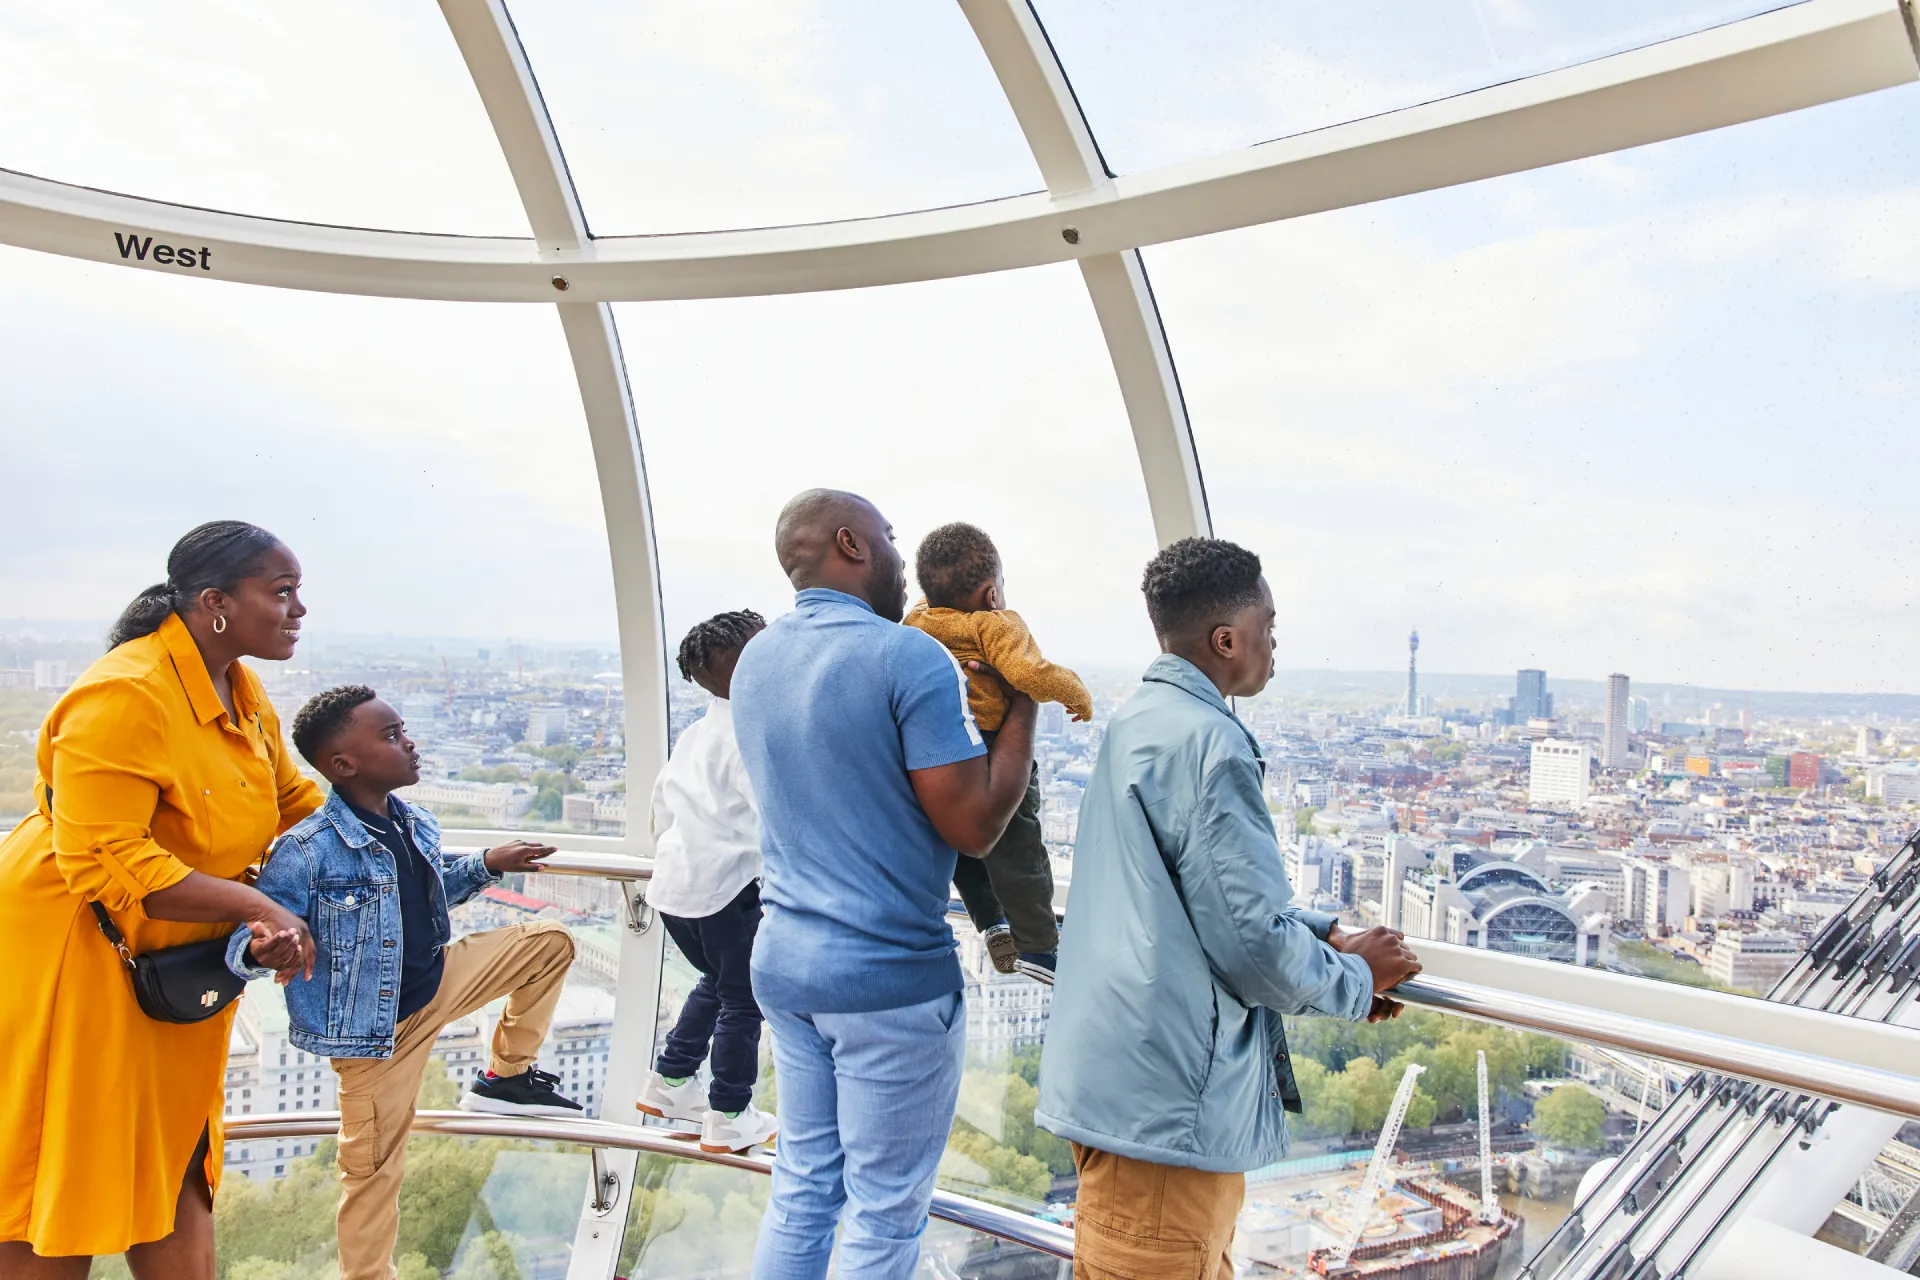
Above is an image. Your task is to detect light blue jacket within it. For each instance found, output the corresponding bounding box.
[1036,654,1374,1172]
[225,790,497,1058]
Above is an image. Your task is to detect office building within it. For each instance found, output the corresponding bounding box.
[1602,673,1630,770]
[1511,668,1551,722]
[1293,777,1332,809]
[1629,696,1652,732]
[400,779,534,823]
[1626,858,1693,934]
[1706,931,1798,993]
[1529,739,1589,808]
[1789,752,1822,789]
[526,704,571,745]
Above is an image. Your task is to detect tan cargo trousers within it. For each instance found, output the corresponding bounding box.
[332,921,575,1280]
[1070,1143,1244,1280]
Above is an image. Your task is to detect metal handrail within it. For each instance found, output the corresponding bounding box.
[1395,974,1920,1119]
[442,843,1920,1118]
[223,1110,1074,1260]
[971,919,1920,1119]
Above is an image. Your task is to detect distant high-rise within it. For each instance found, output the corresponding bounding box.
[1511,668,1550,722]
[1629,696,1652,733]
[1602,674,1631,770]
[1405,628,1420,717]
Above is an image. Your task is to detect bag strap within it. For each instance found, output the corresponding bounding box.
[90,901,137,971]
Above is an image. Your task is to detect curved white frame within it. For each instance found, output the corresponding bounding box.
[5,0,1919,1272]
[958,0,1211,543]
[1,0,1911,306]
[433,6,670,1273]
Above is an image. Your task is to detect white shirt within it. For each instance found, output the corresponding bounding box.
[645,698,762,919]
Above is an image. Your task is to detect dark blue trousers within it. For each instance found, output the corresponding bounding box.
[655,879,764,1113]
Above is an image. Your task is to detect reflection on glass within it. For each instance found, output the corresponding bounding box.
[509,0,1041,235]
[1143,86,1920,1011]
[1032,0,1788,173]
[206,1134,589,1280]
[940,920,1065,1218]
[615,1153,1069,1278]
[619,1153,768,1276]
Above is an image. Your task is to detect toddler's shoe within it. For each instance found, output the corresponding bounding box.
[700,1103,779,1154]
[636,1069,707,1132]
[460,1068,583,1118]
[982,923,1020,975]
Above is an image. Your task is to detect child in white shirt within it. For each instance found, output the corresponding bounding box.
[635,610,775,1154]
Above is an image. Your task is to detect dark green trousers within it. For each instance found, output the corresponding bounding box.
[952,759,1058,954]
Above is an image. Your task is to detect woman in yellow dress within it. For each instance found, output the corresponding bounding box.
[0,521,324,1277]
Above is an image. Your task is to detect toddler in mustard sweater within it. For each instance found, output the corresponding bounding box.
[906,522,1092,975]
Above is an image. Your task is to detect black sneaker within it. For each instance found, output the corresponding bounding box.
[459,1067,584,1118]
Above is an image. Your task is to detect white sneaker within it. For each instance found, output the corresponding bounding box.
[635,1070,706,1129]
[700,1103,778,1154]
[982,923,1020,974]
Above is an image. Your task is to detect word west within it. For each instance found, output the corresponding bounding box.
[113,232,212,271]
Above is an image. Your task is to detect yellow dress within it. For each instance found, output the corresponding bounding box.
[0,613,321,1256]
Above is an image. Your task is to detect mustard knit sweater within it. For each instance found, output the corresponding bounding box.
[904,601,1094,732]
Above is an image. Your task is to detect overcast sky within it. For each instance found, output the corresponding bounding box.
[3,1,1918,692]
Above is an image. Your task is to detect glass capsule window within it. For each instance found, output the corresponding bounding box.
[6,1,1920,1275]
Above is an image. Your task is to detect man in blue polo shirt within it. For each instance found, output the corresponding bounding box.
[732,489,1037,1279]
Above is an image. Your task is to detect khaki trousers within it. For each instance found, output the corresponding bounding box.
[1070,1143,1244,1280]
[332,921,574,1280]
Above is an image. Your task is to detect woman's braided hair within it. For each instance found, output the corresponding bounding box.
[676,610,767,681]
[107,520,283,649]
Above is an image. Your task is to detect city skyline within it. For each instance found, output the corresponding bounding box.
[11,618,1920,710]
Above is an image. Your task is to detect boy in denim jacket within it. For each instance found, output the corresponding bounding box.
[229,684,579,1280]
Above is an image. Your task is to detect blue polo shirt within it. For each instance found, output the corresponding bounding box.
[732,587,987,1013]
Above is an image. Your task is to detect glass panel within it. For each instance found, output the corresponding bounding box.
[1254,1007,1894,1279]
[617,1151,1070,1276]
[197,1133,590,1280]
[509,0,1044,234]
[443,891,622,1119]
[0,2,528,233]
[1032,0,1794,174]
[1141,85,1920,1011]
[0,244,622,833]
[621,263,1160,681]
[942,918,1064,1218]
[619,1152,768,1275]
[1270,1010,1684,1276]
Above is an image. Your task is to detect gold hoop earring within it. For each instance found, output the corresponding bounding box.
[212,615,228,634]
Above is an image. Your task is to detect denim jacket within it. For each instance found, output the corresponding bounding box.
[225,790,497,1058]
[1036,654,1374,1172]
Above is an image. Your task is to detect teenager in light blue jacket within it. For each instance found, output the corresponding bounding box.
[1037,538,1422,1277]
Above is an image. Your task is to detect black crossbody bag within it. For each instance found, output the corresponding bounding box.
[90,900,246,1024]
[46,780,251,1024]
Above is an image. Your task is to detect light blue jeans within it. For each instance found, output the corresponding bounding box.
[753,991,966,1279]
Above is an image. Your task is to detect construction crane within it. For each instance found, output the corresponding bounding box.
[1477,1050,1500,1225]
[1326,1062,1427,1270]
